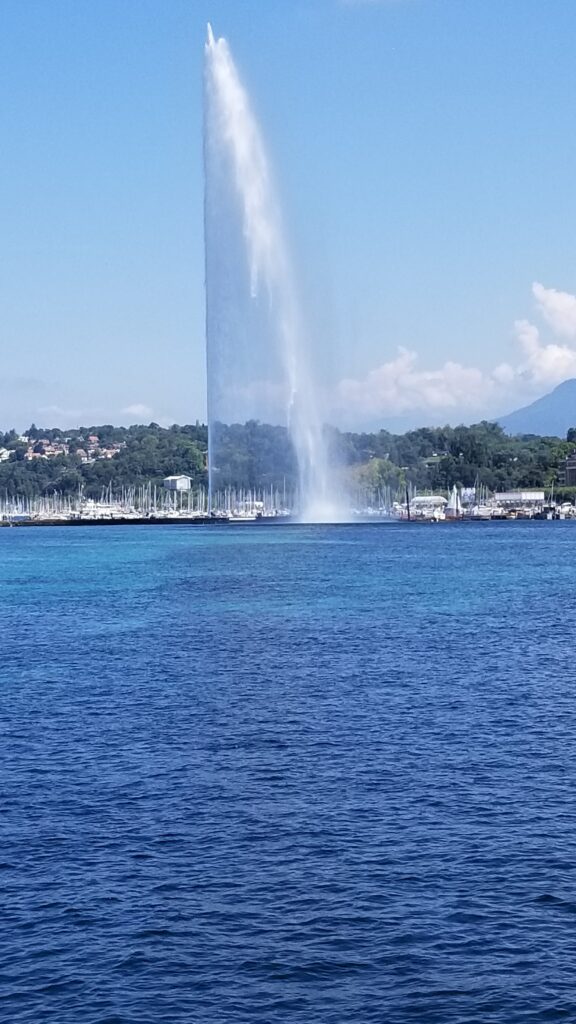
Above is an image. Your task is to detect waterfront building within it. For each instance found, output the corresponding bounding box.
[493,490,545,509]
[163,475,192,492]
[559,453,576,486]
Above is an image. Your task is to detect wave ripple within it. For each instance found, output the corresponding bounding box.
[1,523,576,1022]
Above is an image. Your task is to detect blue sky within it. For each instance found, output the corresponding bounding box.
[2,0,576,431]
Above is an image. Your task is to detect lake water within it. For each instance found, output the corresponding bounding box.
[2,522,576,1023]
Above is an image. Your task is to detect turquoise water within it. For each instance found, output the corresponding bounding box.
[2,522,576,1022]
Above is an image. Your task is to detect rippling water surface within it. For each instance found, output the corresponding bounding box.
[2,522,576,1023]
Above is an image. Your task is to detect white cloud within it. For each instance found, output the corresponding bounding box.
[492,362,516,385]
[533,282,576,338]
[332,282,576,424]
[31,403,168,429]
[513,317,576,384]
[121,403,153,419]
[334,349,498,422]
[120,405,177,428]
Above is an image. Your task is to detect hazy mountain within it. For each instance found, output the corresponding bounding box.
[498,379,576,437]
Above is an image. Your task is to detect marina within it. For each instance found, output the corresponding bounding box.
[2,485,575,526]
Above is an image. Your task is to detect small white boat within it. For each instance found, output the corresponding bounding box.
[445,486,463,520]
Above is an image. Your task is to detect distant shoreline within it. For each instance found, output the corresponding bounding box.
[1,516,572,529]
[0,516,225,528]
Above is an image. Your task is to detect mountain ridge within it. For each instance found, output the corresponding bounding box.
[497,379,576,436]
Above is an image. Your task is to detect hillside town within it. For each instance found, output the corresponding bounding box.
[0,432,125,465]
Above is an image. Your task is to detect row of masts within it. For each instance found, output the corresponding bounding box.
[0,482,405,519]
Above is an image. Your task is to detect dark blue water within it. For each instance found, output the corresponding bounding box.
[2,522,576,1023]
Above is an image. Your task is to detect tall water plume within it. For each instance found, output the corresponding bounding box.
[203,25,342,522]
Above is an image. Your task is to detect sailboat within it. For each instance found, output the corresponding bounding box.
[445,485,463,520]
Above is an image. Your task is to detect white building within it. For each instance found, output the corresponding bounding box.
[494,490,545,506]
[163,475,192,492]
[410,495,448,509]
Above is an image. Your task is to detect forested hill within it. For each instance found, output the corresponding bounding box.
[1,419,575,499]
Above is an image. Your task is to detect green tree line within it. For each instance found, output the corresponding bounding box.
[1,419,575,500]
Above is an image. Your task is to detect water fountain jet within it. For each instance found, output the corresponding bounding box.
[203,25,345,522]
